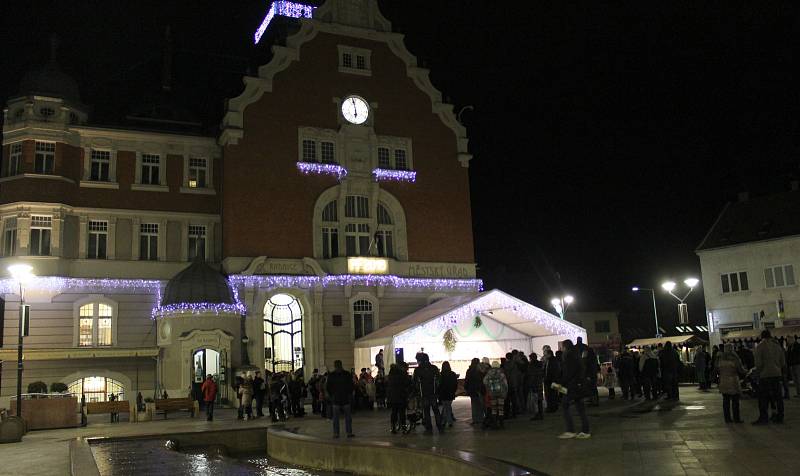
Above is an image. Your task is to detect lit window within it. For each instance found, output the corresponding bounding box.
[141,154,160,185]
[765,265,795,289]
[302,139,317,162]
[29,215,52,256]
[377,147,390,169]
[3,218,17,257]
[78,302,114,347]
[394,149,408,170]
[34,141,55,174]
[263,294,304,373]
[721,271,749,294]
[188,158,207,188]
[90,150,111,181]
[353,299,374,339]
[139,223,159,261]
[188,225,206,261]
[8,143,22,176]
[320,141,336,164]
[88,220,108,259]
[68,376,124,402]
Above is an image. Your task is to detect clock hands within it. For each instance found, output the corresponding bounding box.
[351,98,357,118]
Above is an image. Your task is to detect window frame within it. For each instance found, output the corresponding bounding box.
[721,270,749,294]
[89,149,112,182]
[34,141,55,175]
[350,293,379,341]
[2,217,17,257]
[337,45,372,76]
[765,264,796,289]
[29,215,52,256]
[7,143,22,176]
[188,224,207,261]
[87,220,108,260]
[139,223,159,261]
[73,298,118,348]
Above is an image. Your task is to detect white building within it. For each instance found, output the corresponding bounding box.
[696,189,800,346]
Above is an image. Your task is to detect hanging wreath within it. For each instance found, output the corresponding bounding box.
[473,315,483,328]
[443,328,457,353]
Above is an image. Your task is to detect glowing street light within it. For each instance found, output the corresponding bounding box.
[661,277,699,325]
[551,295,574,319]
[632,286,661,338]
[8,264,35,421]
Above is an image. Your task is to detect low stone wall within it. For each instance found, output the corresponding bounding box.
[10,397,79,430]
[267,427,531,476]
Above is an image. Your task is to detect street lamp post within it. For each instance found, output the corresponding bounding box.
[661,278,700,325]
[632,287,661,338]
[8,264,34,419]
[550,295,574,320]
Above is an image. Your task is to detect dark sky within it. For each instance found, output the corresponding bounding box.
[2,1,798,334]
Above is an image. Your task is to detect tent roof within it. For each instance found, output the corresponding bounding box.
[355,289,586,348]
[627,335,705,348]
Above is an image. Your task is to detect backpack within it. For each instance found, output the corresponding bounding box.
[486,370,505,398]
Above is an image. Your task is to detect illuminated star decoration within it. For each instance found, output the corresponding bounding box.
[372,168,417,183]
[296,162,348,180]
[254,1,316,44]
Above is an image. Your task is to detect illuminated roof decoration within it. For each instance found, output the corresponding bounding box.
[254,1,316,44]
[297,161,348,180]
[372,168,417,183]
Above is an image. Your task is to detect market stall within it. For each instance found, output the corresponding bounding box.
[354,289,587,376]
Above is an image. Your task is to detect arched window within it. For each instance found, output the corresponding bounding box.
[78,302,114,347]
[376,203,394,258]
[264,294,303,372]
[353,299,374,339]
[321,200,339,259]
[68,376,124,402]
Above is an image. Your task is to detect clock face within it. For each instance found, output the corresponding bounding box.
[341,96,369,124]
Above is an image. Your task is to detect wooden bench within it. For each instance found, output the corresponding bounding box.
[86,401,131,422]
[154,398,196,419]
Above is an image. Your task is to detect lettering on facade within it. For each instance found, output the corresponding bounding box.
[257,260,304,275]
[407,264,473,278]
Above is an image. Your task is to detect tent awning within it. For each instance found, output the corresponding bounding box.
[354,289,586,348]
[626,335,706,348]
[0,347,159,362]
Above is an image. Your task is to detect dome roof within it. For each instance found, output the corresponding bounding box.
[18,60,81,103]
[162,260,234,307]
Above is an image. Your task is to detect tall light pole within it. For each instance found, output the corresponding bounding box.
[661,278,699,325]
[8,264,35,420]
[632,287,661,338]
[550,295,574,320]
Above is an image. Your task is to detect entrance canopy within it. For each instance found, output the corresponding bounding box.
[354,289,586,374]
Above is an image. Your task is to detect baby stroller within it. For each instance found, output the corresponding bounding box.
[402,395,422,434]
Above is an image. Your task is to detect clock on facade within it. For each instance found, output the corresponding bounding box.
[341,95,369,124]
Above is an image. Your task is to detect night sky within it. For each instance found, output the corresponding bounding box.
[2,1,797,336]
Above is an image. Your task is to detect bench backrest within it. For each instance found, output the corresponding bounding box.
[155,398,194,410]
[86,401,129,414]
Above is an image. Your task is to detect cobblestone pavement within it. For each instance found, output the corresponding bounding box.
[1,386,798,476]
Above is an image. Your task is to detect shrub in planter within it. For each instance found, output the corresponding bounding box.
[50,382,68,393]
[27,381,48,394]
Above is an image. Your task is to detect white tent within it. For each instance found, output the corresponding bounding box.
[354,289,587,376]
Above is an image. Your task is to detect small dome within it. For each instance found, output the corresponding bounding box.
[162,260,234,307]
[18,61,81,103]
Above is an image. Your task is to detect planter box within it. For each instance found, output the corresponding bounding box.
[9,397,79,430]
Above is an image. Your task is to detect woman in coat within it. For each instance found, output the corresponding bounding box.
[464,358,484,425]
[439,361,459,427]
[716,343,746,423]
[386,364,409,434]
[239,376,254,420]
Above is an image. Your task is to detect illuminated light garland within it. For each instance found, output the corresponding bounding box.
[254,1,316,44]
[372,168,417,183]
[296,162,348,180]
[392,290,586,346]
[153,302,246,318]
[0,277,161,296]
[228,274,484,293]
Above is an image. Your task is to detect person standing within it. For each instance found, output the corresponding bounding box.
[716,343,745,423]
[239,375,254,420]
[659,342,681,400]
[413,352,444,434]
[308,369,321,414]
[694,346,709,391]
[639,347,659,400]
[201,374,218,421]
[326,360,355,438]
[253,371,266,418]
[752,330,786,425]
[787,336,800,398]
[558,339,590,439]
[386,364,408,434]
[465,358,485,425]
[483,361,509,428]
[617,350,636,400]
[439,361,458,428]
[375,349,385,374]
[527,353,545,420]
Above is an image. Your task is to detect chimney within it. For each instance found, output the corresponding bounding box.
[791,180,799,192]
[737,191,749,202]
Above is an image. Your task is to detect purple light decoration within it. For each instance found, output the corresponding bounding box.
[254,1,316,44]
[153,302,246,318]
[229,274,483,293]
[296,162,348,180]
[372,168,417,183]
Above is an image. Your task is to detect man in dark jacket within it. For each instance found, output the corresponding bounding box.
[413,352,444,434]
[558,340,590,439]
[465,358,485,425]
[326,360,355,438]
[544,349,561,412]
[659,342,682,400]
[253,371,265,418]
[617,351,637,400]
[527,353,545,420]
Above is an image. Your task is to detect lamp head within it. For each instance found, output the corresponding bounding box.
[7,264,34,284]
[684,277,699,288]
[661,281,676,292]
[550,298,561,307]
[631,287,639,292]
[564,295,574,305]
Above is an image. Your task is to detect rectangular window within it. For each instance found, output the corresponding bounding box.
[34,141,55,174]
[356,55,366,70]
[377,147,390,169]
[29,215,52,256]
[188,158,207,188]
[765,265,796,289]
[139,223,159,261]
[376,230,393,258]
[342,53,353,68]
[320,141,336,164]
[97,303,113,346]
[3,218,17,257]
[141,154,160,185]
[88,220,108,260]
[8,143,22,176]
[79,318,94,347]
[90,150,111,181]
[188,225,206,261]
[595,320,611,333]
[721,271,748,294]
[345,223,370,256]
[345,196,370,218]
[302,139,317,162]
[354,313,374,339]
[322,226,339,259]
[394,149,408,170]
